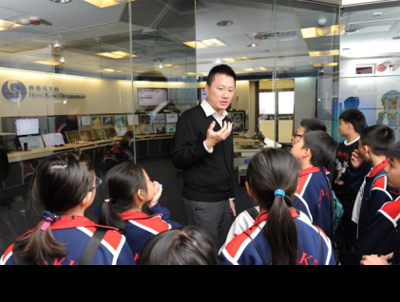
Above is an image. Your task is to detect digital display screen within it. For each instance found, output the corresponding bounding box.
[16,119,40,136]
[356,66,374,74]
[78,115,91,128]
[138,88,168,107]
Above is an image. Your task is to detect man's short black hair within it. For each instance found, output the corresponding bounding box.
[206,64,237,87]
[300,118,327,132]
[361,124,395,156]
[339,108,366,134]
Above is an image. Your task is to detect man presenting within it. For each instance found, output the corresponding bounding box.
[172,64,236,249]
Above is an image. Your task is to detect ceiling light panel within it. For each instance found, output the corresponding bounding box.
[84,0,126,8]
[0,20,22,31]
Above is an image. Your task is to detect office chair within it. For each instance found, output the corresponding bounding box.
[0,146,12,209]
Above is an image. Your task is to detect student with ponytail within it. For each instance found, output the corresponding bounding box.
[0,150,135,265]
[219,148,335,265]
[98,162,181,262]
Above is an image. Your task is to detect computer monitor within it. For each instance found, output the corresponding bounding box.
[102,116,114,127]
[18,135,44,150]
[166,113,178,124]
[78,115,91,129]
[114,114,127,127]
[65,131,81,144]
[153,113,165,125]
[104,127,117,139]
[115,126,128,137]
[91,115,102,128]
[15,118,40,136]
[0,134,19,153]
[79,130,95,141]
[93,128,106,140]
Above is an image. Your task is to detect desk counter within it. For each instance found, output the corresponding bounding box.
[7,139,118,164]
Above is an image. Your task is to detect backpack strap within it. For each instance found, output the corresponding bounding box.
[12,228,108,265]
[78,228,108,265]
[243,231,268,265]
[246,207,260,220]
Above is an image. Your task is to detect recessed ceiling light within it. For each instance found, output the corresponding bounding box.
[49,0,73,3]
[216,20,234,27]
[246,44,258,48]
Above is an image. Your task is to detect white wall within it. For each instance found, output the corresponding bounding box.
[0,68,196,132]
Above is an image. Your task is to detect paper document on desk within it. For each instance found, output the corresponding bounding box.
[42,133,65,147]
[264,137,281,148]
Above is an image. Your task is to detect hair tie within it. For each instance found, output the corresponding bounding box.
[274,189,285,197]
[41,211,58,232]
[105,197,113,203]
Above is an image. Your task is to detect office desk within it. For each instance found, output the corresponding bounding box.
[4,139,119,188]
[7,139,118,164]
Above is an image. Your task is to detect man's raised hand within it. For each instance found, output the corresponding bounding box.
[205,121,233,150]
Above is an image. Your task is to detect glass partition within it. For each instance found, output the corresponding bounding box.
[1,0,398,255]
[336,1,400,141]
[0,0,197,254]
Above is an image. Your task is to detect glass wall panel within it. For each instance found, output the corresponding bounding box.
[0,0,197,254]
[337,1,400,141]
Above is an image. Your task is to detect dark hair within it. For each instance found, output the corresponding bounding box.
[206,64,237,87]
[360,124,395,156]
[339,108,366,134]
[246,148,299,265]
[388,141,400,162]
[14,150,95,265]
[118,131,133,150]
[98,162,147,232]
[302,131,337,168]
[300,118,327,132]
[139,226,219,265]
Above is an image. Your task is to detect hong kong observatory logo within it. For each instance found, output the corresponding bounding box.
[2,80,28,103]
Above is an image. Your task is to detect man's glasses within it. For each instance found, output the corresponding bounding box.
[293,133,303,138]
[90,177,103,191]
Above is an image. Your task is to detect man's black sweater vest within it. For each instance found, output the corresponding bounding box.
[172,105,235,202]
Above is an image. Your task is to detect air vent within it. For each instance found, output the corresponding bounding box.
[254,30,298,42]
[344,20,396,34]
[155,0,211,14]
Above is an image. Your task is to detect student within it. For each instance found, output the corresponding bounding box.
[349,125,398,243]
[219,148,335,265]
[353,141,400,264]
[98,162,181,262]
[222,119,328,248]
[139,226,219,265]
[291,118,327,146]
[333,108,369,264]
[0,151,135,265]
[103,131,134,163]
[291,131,337,238]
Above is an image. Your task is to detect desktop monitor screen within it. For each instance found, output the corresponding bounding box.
[115,126,128,137]
[91,116,102,128]
[114,115,127,127]
[78,115,92,128]
[102,116,114,127]
[126,114,134,126]
[16,118,40,136]
[0,134,18,153]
